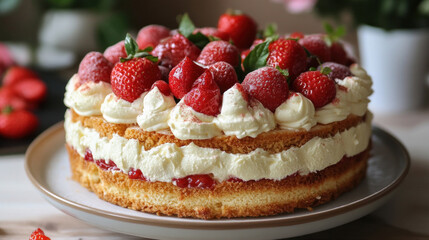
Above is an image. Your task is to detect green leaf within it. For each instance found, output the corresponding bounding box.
[263,23,278,39]
[320,67,332,75]
[187,32,211,50]
[323,22,346,45]
[124,33,138,56]
[178,13,195,38]
[243,39,272,74]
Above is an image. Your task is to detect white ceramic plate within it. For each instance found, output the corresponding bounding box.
[25,122,409,240]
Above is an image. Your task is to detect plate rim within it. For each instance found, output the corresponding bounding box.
[25,122,410,230]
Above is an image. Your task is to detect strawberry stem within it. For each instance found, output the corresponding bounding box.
[121,33,158,63]
[1,105,14,114]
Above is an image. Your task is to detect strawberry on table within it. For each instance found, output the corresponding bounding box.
[217,10,257,49]
[78,51,113,85]
[292,70,336,108]
[136,24,171,50]
[0,87,30,110]
[169,56,205,99]
[2,66,38,87]
[266,38,308,80]
[207,61,238,93]
[29,228,51,240]
[152,33,201,69]
[184,70,221,116]
[110,34,162,102]
[0,106,39,139]
[103,40,127,65]
[12,78,47,104]
[242,66,289,112]
[197,40,240,67]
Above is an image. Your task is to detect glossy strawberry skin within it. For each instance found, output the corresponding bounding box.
[293,71,336,108]
[193,27,229,41]
[151,80,171,96]
[2,66,37,86]
[111,58,161,102]
[242,67,289,112]
[152,34,201,69]
[0,87,30,110]
[217,12,257,49]
[197,40,240,67]
[289,32,304,39]
[12,78,47,103]
[0,108,39,139]
[169,56,205,99]
[208,61,238,93]
[267,39,307,80]
[103,41,127,65]
[78,51,113,84]
[298,35,331,63]
[184,70,221,116]
[29,228,51,240]
[136,25,171,50]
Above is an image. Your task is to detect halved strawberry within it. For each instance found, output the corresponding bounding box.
[242,66,289,112]
[169,56,205,99]
[29,228,51,240]
[208,61,238,93]
[292,70,336,108]
[184,70,221,116]
[197,40,240,67]
[78,51,113,84]
[152,33,201,69]
[136,24,171,50]
[150,80,171,96]
[266,39,307,80]
[217,10,257,49]
[103,40,127,65]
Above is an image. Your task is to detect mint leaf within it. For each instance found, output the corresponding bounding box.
[275,66,289,77]
[320,67,332,75]
[263,23,279,39]
[187,32,211,50]
[124,33,139,56]
[243,40,272,74]
[121,33,158,63]
[178,13,195,38]
[323,22,346,45]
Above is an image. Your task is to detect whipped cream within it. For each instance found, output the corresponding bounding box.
[137,87,176,131]
[214,85,275,138]
[337,75,373,116]
[168,100,222,140]
[65,110,372,182]
[64,74,112,116]
[100,92,146,124]
[315,86,350,124]
[275,93,316,131]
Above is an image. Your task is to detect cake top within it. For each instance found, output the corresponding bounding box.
[64,11,373,140]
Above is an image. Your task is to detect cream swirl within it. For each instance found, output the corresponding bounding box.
[137,87,176,131]
[168,100,222,140]
[100,92,146,124]
[214,85,275,138]
[64,74,112,116]
[275,93,316,131]
[315,86,350,124]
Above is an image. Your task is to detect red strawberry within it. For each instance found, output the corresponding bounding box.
[2,66,37,86]
[103,40,127,65]
[169,56,205,99]
[184,70,221,116]
[78,51,113,84]
[267,39,307,80]
[151,80,171,96]
[136,25,171,50]
[12,78,47,103]
[330,41,348,65]
[173,174,215,188]
[0,107,38,139]
[289,32,304,39]
[298,34,331,63]
[318,62,352,81]
[111,58,161,102]
[152,34,201,69]
[197,40,240,67]
[233,82,249,102]
[193,27,229,41]
[293,71,336,108]
[217,11,257,49]
[242,67,289,112]
[0,87,30,110]
[208,61,238,93]
[29,228,51,240]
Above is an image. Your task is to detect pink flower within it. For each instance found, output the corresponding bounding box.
[272,0,317,13]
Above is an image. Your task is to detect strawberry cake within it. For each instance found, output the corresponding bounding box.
[64,12,373,219]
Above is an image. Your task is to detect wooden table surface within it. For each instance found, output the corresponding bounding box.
[1,109,429,240]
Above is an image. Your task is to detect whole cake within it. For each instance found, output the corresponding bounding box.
[64,11,373,219]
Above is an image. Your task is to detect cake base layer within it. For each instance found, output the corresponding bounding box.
[67,144,370,219]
